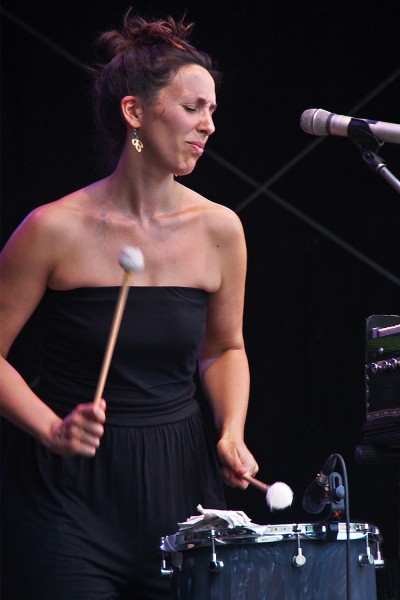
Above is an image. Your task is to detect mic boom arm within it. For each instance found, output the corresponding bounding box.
[300,108,400,195]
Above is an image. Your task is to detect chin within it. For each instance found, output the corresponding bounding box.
[174,160,198,177]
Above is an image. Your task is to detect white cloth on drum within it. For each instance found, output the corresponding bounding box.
[177,504,253,531]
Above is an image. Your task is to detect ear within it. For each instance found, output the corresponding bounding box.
[120,96,143,129]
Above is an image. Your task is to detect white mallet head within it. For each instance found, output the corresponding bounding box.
[118,246,145,273]
[266,482,294,510]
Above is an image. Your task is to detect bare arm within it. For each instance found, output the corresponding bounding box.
[0,207,105,456]
[198,209,258,488]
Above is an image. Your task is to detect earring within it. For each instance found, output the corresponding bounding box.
[131,128,144,153]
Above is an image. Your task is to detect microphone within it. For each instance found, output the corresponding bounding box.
[302,455,337,514]
[300,108,400,145]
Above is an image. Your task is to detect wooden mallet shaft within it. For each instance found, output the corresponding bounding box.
[93,246,144,407]
[242,473,270,493]
[93,271,132,407]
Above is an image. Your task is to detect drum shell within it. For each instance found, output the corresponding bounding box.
[167,532,378,600]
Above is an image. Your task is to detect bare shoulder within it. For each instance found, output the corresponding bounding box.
[0,184,98,286]
[0,191,84,351]
[18,189,89,237]
[184,187,245,245]
[3,183,99,253]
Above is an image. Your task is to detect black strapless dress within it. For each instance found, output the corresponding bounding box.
[1,287,226,599]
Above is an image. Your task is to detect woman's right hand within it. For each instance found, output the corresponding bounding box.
[46,399,106,457]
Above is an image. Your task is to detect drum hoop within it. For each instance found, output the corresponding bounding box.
[162,522,381,551]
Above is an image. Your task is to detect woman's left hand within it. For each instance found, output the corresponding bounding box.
[216,436,259,489]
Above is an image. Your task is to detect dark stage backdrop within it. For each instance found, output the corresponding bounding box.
[1,1,399,595]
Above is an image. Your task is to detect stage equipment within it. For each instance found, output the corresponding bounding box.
[300,108,400,144]
[300,109,400,193]
[300,453,380,599]
[160,521,382,599]
[302,455,339,514]
[357,315,400,457]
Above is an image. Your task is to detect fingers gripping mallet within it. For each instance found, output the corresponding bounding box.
[243,474,294,510]
[93,246,144,407]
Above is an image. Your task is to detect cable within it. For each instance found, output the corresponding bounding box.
[332,453,352,600]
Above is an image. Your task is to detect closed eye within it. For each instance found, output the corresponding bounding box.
[184,106,217,118]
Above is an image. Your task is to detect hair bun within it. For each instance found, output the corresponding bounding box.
[96,12,195,63]
[123,13,194,51]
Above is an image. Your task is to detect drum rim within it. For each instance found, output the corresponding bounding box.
[161,522,381,551]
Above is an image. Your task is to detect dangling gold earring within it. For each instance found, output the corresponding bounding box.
[131,128,144,153]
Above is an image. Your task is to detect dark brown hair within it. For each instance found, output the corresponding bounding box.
[92,10,220,169]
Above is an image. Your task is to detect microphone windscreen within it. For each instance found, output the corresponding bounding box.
[300,108,330,135]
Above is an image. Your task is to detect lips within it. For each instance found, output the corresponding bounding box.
[187,141,205,155]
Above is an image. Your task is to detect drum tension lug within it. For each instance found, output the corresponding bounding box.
[209,559,224,573]
[160,564,174,577]
[208,529,224,573]
[292,532,307,568]
[358,552,375,567]
[373,541,385,569]
[160,537,174,577]
[358,538,375,567]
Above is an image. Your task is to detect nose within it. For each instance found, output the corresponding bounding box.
[198,109,215,136]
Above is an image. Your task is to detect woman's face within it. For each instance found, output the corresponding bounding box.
[139,64,217,176]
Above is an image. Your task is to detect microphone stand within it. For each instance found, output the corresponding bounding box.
[362,151,400,194]
[347,121,400,195]
[316,454,353,600]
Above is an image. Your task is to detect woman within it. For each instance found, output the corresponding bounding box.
[0,11,258,599]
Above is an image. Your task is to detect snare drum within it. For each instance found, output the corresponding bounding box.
[161,522,382,600]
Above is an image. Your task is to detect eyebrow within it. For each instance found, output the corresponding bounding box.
[189,98,218,112]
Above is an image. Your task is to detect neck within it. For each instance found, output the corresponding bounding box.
[106,143,178,220]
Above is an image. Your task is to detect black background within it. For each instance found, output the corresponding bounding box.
[1,0,399,594]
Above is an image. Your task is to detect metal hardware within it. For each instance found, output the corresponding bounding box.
[208,529,224,573]
[160,537,174,577]
[292,531,307,567]
[358,535,375,567]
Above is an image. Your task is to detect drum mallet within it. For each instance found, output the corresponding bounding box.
[243,474,293,510]
[93,246,144,407]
